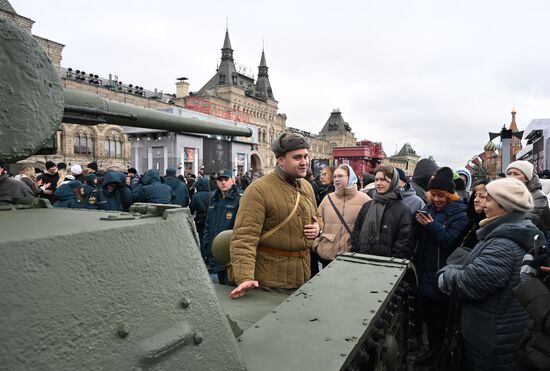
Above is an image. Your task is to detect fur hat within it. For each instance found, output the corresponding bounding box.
[506,161,534,181]
[486,177,533,212]
[70,164,82,176]
[271,131,310,157]
[428,167,455,193]
[165,168,177,177]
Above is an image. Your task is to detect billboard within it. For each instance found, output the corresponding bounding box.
[203,138,232,175]
[311,159,330,177]
[184,147,195,162]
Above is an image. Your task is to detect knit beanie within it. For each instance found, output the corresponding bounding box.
[428,167,455,193]
[395,168,408,184]
[506,161,534,181]
[271,131,310,157]
[454,177,466,191]
[87,162,98,171]
[70,164,82,176]
[485,177,533,212]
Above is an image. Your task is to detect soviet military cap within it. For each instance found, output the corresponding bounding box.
[271,131,310,158]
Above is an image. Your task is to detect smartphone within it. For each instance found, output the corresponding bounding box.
[416,210,429,215]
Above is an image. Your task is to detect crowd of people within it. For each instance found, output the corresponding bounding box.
[1,131,550,370]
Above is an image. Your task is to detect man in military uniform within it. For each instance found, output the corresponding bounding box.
[202,169,241,285]
[229,132,320,299]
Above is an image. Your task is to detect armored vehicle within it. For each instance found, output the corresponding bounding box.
[0,4,413,369]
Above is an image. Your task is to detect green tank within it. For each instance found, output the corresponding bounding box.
[0,5,414,370]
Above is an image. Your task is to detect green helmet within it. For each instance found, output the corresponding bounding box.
[211,229,233,266]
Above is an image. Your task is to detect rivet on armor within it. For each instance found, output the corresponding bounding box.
[180,297,191,308]
[193,332,203,345]
[117,324,130,338]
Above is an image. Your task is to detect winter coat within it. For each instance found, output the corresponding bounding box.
[317,184,335,205]
[164,175,190,207]
[190,177,211,227]
[514,277,550,371]
[96,172,132,211]
[229,170,319,289]
[438,213,542,371]
[314,185,370,260]
[0,173,35,203]
[414,201,468,298]
[19,175,41,196]
[131,169,172,204]
[401,183,425,215]
[37,172,59,202]
[53,184,81,208]
[527,175,550,233]
[202,185,241,273]
[351,197,413,259]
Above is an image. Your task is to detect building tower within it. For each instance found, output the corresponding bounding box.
[218,28,238,86]
[318,109,357,148]
[255,48,274,100]
[509,107,522,161]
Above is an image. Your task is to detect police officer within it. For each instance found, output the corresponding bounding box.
[202,169,240,285]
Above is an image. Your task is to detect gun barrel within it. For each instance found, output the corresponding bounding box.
[63,89,253,137]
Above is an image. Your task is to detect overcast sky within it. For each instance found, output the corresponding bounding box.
[10,0,550,168]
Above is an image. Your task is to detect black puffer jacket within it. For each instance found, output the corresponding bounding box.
[526,175,550,233]
[514,277,550,371]
[351,198,413,259]
[439,212,544,370]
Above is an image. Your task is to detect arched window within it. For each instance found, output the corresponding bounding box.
[104,135,122,158]
[74,133,94,155]
[73,134,81,154]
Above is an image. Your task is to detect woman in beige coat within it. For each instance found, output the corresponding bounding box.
[314,164,371,265]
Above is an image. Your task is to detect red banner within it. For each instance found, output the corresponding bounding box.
[185,96,250,123]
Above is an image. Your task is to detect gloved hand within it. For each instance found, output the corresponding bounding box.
[520,246,549,282]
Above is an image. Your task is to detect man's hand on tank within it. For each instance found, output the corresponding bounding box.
[230,280,259,299]
[304,216,320,240]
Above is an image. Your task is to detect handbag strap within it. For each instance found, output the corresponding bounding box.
[327,194,352,236]
[444,291,461,335]
[259,192,301,243]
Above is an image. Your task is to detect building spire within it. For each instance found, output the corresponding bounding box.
[255,46,274,100]
[509,107,518,131]
[216,27,237,85]
[222,28,232,52]
[259,48,267,68]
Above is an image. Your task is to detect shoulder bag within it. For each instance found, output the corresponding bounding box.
[327,194,352,237]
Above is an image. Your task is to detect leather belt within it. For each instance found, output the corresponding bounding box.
[257,245,309,258]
